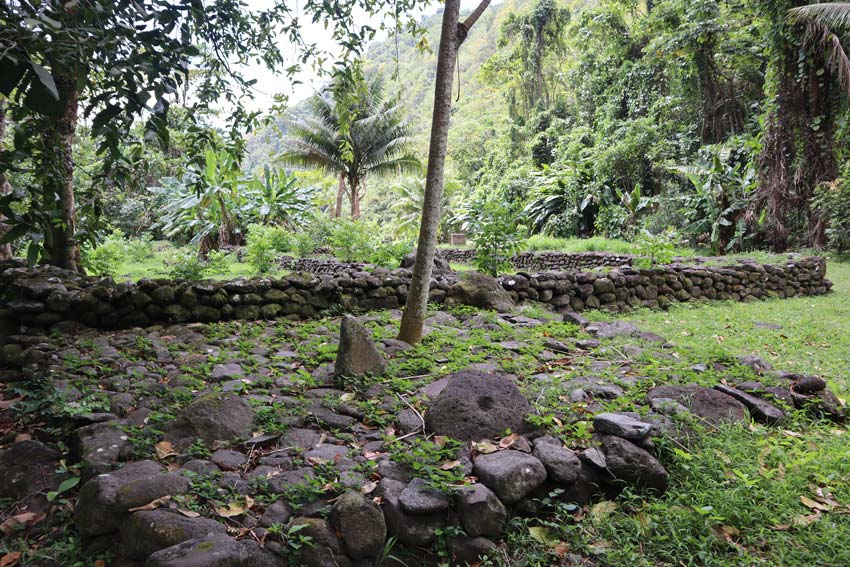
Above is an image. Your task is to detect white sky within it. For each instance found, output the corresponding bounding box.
[239,0,494,111]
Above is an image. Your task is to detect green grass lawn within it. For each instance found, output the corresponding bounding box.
[113,241,282,281]
[603,260,850,395]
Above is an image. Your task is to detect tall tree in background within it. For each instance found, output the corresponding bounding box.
[398,0,493,345]
[0,99,11,261]
[490,0,570,116]
[280,76,420,219]
[754,0,849,249]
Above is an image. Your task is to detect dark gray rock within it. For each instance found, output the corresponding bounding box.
[288,517,350,567]
[145,533,279,567]
[210,449,248,471]
[334,315,387,380]
[647,385,747,426]
[378,478,443,546]
[446,272,515,312]
[714,384,785,425]
[596,435,668,494]
[0,440,63,501]
[260,501,292,527]
[531,442,582,484]
[167,393,254,449]
[585,321,639,339]
[791,375,827,395]
[399,478,449,515]
[209,363,244,382]
[473,450,547,504]
[592,413,654,440]
[181,460,219,476]
[73,421,133,475]
[448,535,497,565]
[425,370,531,441]
[330,491,386,559]
[737,354,772,374]
[455,483,508,537]
[562,312,590,327]
[75,461,189,537]
[121,509,227,559]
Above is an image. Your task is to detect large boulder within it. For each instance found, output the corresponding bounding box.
[145,533,279,567]
[75,460,190,537]
[333,315,387,380]
[425,370,531,441]
[472,450,547,504]
[330,491,387,560]
[646,385,747,426]
[121,509,227,559]
[596,435,668,494]
[446,272,515,312]
[167,393,254,449]
[0,440,64,501]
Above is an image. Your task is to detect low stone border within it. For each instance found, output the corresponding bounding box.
[0,256,832,335]
[438,248,634,271]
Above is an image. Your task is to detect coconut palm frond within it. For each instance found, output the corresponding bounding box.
[790,3,850,96]
[789,3,850,29]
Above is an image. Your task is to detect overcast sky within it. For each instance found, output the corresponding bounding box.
[239,0,494,110]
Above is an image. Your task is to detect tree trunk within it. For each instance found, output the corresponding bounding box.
[43,72,83,272]
[398,0,491,344]
[350,179,361,219]
[0,100,12,262]
[334,172,346,218]
[754,1,837,250]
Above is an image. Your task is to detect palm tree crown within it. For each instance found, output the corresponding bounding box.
[279,76,421,218]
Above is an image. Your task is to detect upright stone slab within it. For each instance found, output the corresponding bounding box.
[334,315,387,380]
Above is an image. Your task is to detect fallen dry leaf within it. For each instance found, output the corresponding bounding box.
[177,509,200,518]
[155,440,177,459]
[217,496,254,518]
[0,511,47,535]
[0,552,21,567]
[128,495,172,512]
[800,495,830,512]
[361,481,378,494]
[498,433,519,449]
[474,440,499,455]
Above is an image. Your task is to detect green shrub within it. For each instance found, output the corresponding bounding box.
[634,228,678,267]
[369,240,413,268]
[814,178,850,252]
[328,219,376,263]
[125,234,155,262]
[166,248,231,280]
[246,224,290,274]
[293,231,316,258]
[166,249,210,280]
[82,229,128,277]
[466,201,524,276]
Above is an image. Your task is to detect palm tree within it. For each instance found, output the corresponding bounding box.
[789,3,850,92]
[279,76,421,219]
[391,176,461,240]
